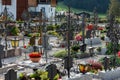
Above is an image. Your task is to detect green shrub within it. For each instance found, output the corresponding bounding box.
[47,25,56,31]
[10,26,20,36]
[96,47,102,52]
[71,45,80,52]
[99,56,120,67]
[25,33,40,37]
[53,50,67,58]
[106,43,120,55]
[47,31,59,37]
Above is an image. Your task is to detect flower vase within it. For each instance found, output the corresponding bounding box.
[30,57,41,63]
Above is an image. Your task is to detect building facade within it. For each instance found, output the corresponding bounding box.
[0,0,56,21]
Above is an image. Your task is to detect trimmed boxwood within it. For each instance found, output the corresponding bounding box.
[53,50,67,58]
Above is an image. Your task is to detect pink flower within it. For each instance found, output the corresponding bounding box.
[75,34,82,41]
[117,51,120,57]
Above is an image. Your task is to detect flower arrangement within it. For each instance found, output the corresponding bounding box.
[86,24,93,30]
[86,59,103,73]
[75,34,82,41]
[29,52,41,58]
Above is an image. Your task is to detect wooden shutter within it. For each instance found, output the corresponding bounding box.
[16,0,28,20]
[40,0,46,2]
[51,0,56,7]
[2,0,11,5]
[28,0,37,7]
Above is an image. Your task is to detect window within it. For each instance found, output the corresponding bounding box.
[28,0,37,7]
[41,7,45,14]
[40,0,46,2]
[2,0,11,5]
[37,0,50,3]
[51,8,52,11]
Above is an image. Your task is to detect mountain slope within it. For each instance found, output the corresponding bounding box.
[57,0,110,13]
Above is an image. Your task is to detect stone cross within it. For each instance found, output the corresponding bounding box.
[0,44,4,67]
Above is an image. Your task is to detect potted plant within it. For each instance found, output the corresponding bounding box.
[29,52,42,62]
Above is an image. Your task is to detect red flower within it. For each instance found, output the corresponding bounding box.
[118,51,120,57]
[98,27,104,30]
[29,52,41,58]
[87,24,93,30]
[24,45,27,48]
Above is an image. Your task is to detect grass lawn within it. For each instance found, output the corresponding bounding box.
[56,2,83,13]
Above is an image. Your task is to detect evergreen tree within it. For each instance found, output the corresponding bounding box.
[108,0,120,17]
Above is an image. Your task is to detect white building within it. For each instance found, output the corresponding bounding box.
[0,0,56,21]
[0,0,16,20]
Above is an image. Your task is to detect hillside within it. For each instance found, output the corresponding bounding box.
[57,0,110,13]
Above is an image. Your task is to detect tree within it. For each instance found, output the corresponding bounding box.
[108,0,120,17]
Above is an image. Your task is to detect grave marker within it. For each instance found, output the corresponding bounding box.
[5,69,17,80]
[46,64,57,80]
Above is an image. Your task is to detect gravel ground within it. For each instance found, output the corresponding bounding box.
[0,47,107,80]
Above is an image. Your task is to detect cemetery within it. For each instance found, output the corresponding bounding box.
[0,0,120,80]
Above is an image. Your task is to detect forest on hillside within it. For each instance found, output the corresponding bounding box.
[57,0,110,13]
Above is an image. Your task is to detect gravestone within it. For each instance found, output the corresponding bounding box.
[86,30,92,38]
[0,37,2,43]
[46,64,57,80]
[80,44,86,52]
[0,44,4,67]
[64,56,73,70]
[5,68,17,80]
[103,57,111,71]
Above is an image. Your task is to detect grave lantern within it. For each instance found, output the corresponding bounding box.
[11,37,19,48]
